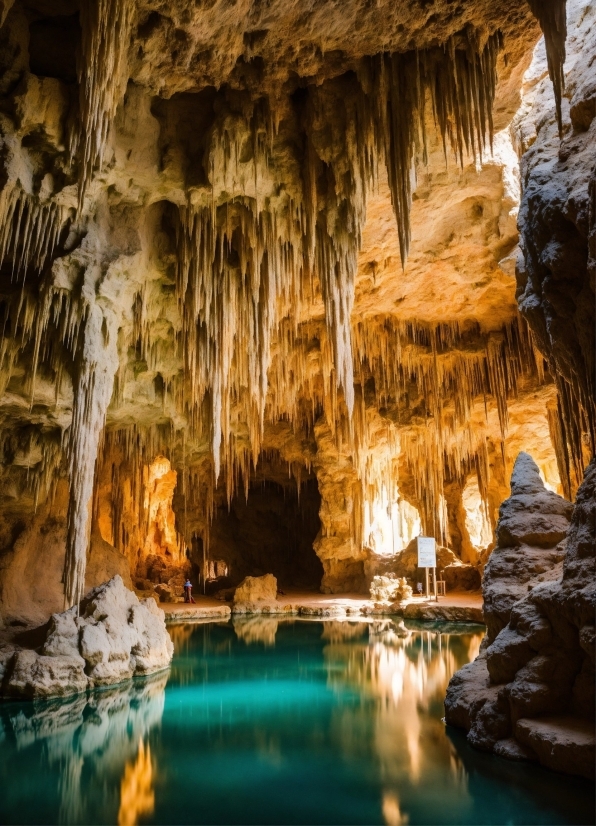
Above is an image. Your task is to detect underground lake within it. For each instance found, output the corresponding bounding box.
[0,618,593,826]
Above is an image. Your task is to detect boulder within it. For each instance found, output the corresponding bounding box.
[515,717,596,780]
[0,575,173,699]
[369,574,412,603]
[233,574,278,603]
[442,562,481,592]
[5,649,87,699]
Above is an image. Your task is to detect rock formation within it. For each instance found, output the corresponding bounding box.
[0,0,572,621]
[445,453,595,780]
[0,0,592,632]
[234,573,278,605]
[0,575,173,698]
[516,0,596,498]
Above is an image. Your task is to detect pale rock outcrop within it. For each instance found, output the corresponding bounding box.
[369,574,412,604]
[234,573,278,603]
[445,455,596,779]
[0,575,173,699]
[232,573,282,614]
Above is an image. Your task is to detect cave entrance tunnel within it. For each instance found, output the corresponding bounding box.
[202,453,323,594]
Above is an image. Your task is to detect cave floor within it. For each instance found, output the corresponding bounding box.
[161,589,484,623]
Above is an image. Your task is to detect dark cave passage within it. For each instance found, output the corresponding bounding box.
[205,457,323,591]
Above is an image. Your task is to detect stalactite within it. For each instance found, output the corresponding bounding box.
[0,23,526,574]
[351,313,544,542]
[371,30,502,266]
[0,184,66,276]
[527,0,567,135]
[301,84,375,416]
[72,0,135,208]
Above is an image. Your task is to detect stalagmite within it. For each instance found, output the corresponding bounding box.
[64,301,121,607]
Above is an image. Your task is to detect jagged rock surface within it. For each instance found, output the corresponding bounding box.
[516,0,596,497]
[0,575,173,698]
[482,451,572,641]
[445,454,596,779]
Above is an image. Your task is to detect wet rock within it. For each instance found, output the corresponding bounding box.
[515,717,595,780]
[5,649,87,699]
[403,603,484,623]
[231,601,294,616]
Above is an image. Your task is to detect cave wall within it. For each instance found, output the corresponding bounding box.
[516,0,596,497]
[445,0,596,779]
[0,0,589,617]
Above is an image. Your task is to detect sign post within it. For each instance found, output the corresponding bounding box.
[417,536,438,601]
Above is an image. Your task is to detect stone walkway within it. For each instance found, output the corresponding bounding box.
[162,589,484,624]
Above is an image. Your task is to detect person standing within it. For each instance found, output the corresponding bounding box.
[183,579,195,603]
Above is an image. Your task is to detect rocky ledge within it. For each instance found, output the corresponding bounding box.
[0,576,173,699]
[445,453,595,780]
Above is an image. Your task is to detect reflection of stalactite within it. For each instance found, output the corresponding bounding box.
[58,754,84,826]
[118,739,155,826]
[527,0,567,134]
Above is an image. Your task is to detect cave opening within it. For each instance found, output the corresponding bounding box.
[204,453,323,594]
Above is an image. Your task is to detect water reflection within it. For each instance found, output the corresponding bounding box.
[233,615,279,646]
[382,791,409,826]
[0,670,167,825]
[118,739,155,826]
[322,619,483,824]
[1,620,593,826]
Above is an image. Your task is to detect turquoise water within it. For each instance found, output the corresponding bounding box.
[0,618,593,825]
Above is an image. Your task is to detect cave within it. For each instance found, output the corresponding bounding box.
[0,0,594,814]
[205,454,323,592]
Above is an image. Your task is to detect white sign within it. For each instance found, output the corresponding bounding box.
[417,536,436,568]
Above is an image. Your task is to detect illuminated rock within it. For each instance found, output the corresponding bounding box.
[0,576,173,698]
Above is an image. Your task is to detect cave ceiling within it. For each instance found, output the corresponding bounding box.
[0,0,575,603]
